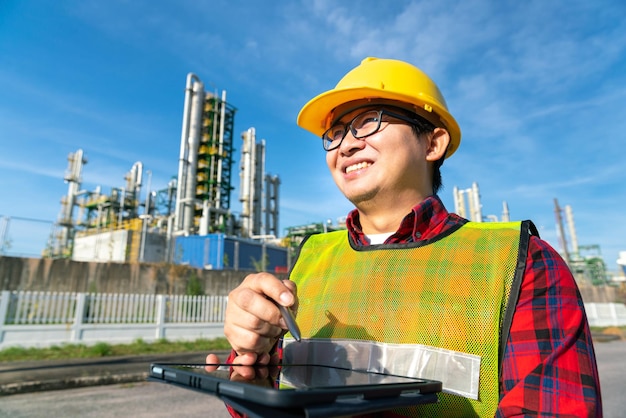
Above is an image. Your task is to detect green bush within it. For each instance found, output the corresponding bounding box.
[90,342,113,357]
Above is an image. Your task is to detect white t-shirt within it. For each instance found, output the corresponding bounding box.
[366,232,394,245]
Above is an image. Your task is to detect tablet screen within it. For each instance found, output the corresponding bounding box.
[163,363,432,390]
[281,364,429,388]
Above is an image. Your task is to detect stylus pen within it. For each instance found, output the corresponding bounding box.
[278,304,301,342]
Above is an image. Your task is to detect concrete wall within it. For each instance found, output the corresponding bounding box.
[578,282,622,304]
[0,256,280,296]
[1,256,622,302]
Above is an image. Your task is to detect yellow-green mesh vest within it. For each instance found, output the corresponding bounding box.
[287,221,531,417]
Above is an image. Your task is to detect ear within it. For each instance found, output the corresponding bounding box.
[425,128,450,162]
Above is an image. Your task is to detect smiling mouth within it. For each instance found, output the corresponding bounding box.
[345,162,372,174]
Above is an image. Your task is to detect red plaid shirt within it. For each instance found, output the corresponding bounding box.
[227,195,602,417]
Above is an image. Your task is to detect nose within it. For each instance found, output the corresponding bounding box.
[338,130,365,154]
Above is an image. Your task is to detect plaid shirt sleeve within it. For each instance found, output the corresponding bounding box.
[497,236,602,417]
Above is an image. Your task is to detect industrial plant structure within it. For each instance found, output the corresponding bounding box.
[453,182,510,223]
[46,73,286,272]
[453,183,611,285]
[553,198,610,285]
[39,73,618,282]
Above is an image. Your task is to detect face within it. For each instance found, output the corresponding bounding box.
[325,106,439,210]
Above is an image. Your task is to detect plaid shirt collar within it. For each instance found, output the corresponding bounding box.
[345,195,463,245]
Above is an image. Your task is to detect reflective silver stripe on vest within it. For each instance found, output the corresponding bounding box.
[283,338,481,400]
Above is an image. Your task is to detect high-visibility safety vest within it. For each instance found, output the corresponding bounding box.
[284,221,536,417]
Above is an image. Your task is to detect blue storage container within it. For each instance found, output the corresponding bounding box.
[174,234,287,272]
[174,234,225,269]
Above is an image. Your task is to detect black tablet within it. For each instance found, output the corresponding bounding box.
[148,362,441,415]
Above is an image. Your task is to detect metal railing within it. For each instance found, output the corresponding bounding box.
[0,290,227,349]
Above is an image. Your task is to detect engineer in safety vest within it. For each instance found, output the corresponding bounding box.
[207,57,602,417]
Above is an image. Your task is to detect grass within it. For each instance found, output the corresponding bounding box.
[2,326,623,363]
[590,326,626,333]
[0,337,231,363]
[590,326,626,343]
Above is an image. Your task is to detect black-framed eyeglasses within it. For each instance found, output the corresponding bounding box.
[321,108,435,151]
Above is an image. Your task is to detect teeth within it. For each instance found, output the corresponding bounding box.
[345,162,371,174]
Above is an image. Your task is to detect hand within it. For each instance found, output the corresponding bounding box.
[224,273,297,367]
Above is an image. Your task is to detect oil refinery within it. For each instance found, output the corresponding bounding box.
[26,72,623,285]
[453,182,622,286]
[45,73,287,272]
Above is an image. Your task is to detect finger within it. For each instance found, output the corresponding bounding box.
[240,272,295,307]
[232,351,261,366]
[282,280,299,312]
[231,352,263,380]
[204,353,221,371]
[254,366,269,380]
[255,352,271,365]
[227,286,288,340]
[229,366,272,385]
[225,302,284,354]
[281,279,297,301]
[206,353,221,363]
[230,366,258,381]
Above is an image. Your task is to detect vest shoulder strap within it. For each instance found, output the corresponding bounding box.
[499,220,538,370]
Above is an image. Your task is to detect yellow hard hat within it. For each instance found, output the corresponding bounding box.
[297,57,461,158]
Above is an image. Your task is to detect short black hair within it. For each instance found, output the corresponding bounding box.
[431,155,444,195]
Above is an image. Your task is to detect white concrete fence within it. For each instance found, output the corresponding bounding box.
[1,291,624,351]
[0,290,227,350]
[584,302,626,327]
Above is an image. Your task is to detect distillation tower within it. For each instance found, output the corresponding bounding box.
[239,128,280,239]
[173,74,279,239]
[453,182,510,222]
[52,149,87,257]
[554,199,608,284]
[174,73,236,236]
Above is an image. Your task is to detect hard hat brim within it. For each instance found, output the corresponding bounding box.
[297,86,461,158]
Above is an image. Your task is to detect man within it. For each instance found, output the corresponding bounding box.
[208,57,602,417]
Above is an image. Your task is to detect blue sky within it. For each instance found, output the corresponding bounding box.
[0,0,624,272]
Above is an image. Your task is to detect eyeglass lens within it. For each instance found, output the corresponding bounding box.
[323,110,382,150]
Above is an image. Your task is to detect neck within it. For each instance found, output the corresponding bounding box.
[355,191,430,234]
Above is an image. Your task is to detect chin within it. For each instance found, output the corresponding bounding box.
[345,189,378,206]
